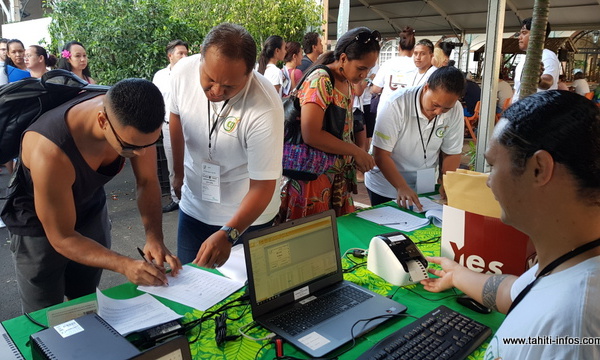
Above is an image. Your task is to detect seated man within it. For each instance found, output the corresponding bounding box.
[422,90,600,359]
[1,78,182,313]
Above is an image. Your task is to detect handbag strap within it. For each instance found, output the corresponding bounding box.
[291,64,335,95]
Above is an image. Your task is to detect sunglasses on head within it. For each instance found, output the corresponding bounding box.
[104,108,162,152]
[341,30,381,54]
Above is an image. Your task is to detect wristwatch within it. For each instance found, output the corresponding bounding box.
[220,226,241,244]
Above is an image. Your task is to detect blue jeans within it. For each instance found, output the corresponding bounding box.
[367,188,394,207]
[177,210,274,264]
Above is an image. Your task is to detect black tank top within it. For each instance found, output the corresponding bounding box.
[1,92,125,236]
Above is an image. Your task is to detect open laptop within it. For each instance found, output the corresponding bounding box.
[244,210,407,357]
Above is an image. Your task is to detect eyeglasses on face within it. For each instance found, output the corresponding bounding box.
[341,30,382,54]
[103,108,162,152]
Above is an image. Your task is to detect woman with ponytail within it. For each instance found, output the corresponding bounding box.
[257,35,286,96]
[25,45,58,78]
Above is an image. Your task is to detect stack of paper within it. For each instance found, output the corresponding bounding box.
[138,265,245,311]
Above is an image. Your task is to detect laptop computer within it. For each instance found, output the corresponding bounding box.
[244,210,407,357]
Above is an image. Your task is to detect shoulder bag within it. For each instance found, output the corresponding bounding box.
[282,65,346,181]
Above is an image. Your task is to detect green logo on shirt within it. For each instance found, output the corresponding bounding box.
[223,116,240,133]
[436,126,448,138]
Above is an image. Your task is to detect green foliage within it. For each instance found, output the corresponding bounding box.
[47,0,200,85]
[169,0,323,48]
[46,0,322,85]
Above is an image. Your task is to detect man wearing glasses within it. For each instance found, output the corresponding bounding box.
[1,78,182,313]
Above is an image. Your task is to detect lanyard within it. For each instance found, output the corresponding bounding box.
[207,99,230,158]
[414,88,438,162]
[507,237,600,315]
[412,66,432,87]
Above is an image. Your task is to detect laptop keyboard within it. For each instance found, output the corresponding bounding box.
[356,305,492,360]
[269,286,373,336]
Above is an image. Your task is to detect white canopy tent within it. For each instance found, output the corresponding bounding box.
[326,0,600,171]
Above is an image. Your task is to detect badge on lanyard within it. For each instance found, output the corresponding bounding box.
[201,161,221,203]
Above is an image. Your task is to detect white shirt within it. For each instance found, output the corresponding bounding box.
[170,55,284,225]
[497,79,513,107]
[152,65,173,123]
[365,86,464,198]
[571,78,590,96]
[485,255,600,359]
[373,56,416,105]
[512,49,560,103]
[263,63,284,97]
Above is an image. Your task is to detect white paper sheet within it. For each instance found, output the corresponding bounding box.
[356,206,429,232]
[412,196,444,213]
[217,244,247,284]
[96,289,182,336]
[138,265,245,311]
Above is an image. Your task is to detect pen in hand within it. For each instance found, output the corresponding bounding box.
[137,247,169,286]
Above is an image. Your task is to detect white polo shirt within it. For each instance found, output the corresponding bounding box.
[373,56,416,105]
[170,54,284,225]
[365,86,464,198]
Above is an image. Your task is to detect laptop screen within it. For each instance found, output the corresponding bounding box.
[247,213,339,305]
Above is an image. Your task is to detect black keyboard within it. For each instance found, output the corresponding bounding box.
[357,305,492,360]
[269,285,373,336]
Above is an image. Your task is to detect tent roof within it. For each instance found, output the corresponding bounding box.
[474,37,578,54]
[327,0,600,39]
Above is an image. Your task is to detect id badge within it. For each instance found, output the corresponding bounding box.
[201,162,221,203]
[416,168,435,194]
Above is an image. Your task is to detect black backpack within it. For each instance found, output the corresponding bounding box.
[0,69,110,163]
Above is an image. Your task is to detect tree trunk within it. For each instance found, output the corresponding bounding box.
[519,0,550,99]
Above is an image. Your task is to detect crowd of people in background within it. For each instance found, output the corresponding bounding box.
[1,20,599,359]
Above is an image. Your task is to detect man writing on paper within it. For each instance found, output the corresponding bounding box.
[365,66,465,210]
[1,79,182,313]
[169,23,283,269]
[422,91,600,359]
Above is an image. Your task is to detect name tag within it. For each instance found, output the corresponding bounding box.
[201,162,221,203]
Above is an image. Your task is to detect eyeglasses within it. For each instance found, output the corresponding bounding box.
[340,30,381,54]
[104,108,162,152]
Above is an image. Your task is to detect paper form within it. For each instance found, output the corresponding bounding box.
[356,206,429,232]
[96,289,182,336]
[138,265,245,311]
[216,244,247,284]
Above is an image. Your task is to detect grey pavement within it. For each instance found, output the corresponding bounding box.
[0,161,179,322]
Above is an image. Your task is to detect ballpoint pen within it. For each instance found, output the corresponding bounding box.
[379,222,408,225]
[137,247,169,286]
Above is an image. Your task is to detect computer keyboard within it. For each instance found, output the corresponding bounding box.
[269,286,372,336]
[357,305,492,360]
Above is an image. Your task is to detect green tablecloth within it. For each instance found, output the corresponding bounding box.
[2,204,505,359]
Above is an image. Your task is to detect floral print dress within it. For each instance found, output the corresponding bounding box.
[279,67,357,221]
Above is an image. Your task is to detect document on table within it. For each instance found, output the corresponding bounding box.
[356,206,429,232]
[138,265,245,311]
[410,197,444,213]
[96,289,182,336]
[216,244,247,284]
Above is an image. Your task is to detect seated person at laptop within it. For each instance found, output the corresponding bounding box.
[421,91,600,359]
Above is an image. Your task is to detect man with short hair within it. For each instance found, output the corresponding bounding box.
[1,78,182,313]
[297,31,324,73]
[422,91,600,359]
[512,17,560,102]
[169,23,283,268]
[365,66,465,210]
[0,38,8,85]
[152,39,189,213]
